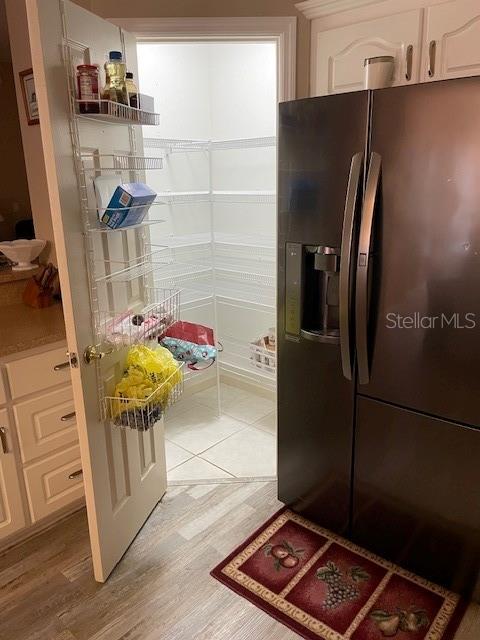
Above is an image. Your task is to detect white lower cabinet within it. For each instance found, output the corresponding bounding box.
[0,409,27,539]
[0,342,84,545]
[23,444,83,523]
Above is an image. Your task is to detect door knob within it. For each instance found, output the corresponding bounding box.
[83,344,114,364]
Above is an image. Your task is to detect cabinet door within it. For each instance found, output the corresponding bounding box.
[0,409,26,541]
[311,10,422,96]
[353,396,480,598]
[423,0,480,82]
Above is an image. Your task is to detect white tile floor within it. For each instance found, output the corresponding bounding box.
[164,382,277,482]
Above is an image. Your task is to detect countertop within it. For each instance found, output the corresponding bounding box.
[0,301,66,358]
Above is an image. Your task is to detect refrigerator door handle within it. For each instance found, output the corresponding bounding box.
[339,152,363,380]
[356,152,381,385]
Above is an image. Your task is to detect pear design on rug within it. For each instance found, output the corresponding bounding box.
[370,606,430,636]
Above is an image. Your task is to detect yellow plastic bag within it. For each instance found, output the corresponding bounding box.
[111,345,183,429]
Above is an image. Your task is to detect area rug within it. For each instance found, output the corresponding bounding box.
[211,508,467,640]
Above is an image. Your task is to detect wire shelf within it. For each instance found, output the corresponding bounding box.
[80,153,164,172]
[211,136,276,150]
[143,137,210,152]
[157,191,211,204]
[97,288,179,348]
[75,100,160,125]
[142,136,276,152]
[87,218,167,234]
[94,247,171,284]
[212,191,276,204]
[104,361,184,430]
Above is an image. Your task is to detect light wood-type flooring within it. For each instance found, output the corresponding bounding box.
[1,481,480,640]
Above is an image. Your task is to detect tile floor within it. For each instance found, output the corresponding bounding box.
[165,382,277,482]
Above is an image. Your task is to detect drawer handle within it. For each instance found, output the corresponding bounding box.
[68,469,83,480]
[54,361,70,371]
[0,427,8,454]
[61,411,76,422]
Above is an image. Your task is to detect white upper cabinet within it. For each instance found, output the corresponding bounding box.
[311,10,423,96]
[423,0,480,82]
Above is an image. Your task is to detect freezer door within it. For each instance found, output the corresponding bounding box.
[353,396,480,598]
[278,93,369,533]
[357,78,480,427]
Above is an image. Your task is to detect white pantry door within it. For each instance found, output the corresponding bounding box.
[26,0,167,582]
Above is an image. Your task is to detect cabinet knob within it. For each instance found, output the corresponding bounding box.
[68,469,83,480]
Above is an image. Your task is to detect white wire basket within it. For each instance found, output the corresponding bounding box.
[249,339,277,375]
[76,99,160,125]
[104,362,184,431]
[97,288,180,347]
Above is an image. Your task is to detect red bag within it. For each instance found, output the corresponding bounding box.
[165,321,215,346]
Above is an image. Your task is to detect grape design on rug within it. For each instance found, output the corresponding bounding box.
[315,561,370,609]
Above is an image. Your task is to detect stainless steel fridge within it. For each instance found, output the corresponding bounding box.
[277,77,480,599]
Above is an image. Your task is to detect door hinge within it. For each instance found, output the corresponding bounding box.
[67,351,79,368]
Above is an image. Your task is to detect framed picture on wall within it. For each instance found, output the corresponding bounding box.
[19,68,39,125]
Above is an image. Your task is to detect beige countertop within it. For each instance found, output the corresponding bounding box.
[0,302,66,358]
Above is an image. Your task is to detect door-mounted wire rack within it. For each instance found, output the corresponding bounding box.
[104,361,184,431]
[62,26,183,423]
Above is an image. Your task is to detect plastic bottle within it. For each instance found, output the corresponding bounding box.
[125,72,139,109]
[102,51,128,105]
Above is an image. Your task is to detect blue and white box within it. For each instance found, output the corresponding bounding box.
[94,176,157,229]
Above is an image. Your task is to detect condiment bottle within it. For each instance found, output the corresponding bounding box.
[125,72,139,109]
[77,64,100,113]
[102,51,128,105]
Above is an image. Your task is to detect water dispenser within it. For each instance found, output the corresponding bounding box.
[285,242,341,344]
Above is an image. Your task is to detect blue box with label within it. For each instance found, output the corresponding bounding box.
[100,182,157,229]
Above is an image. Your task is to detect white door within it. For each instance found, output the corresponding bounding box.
[423,0,480,82]
[26,0,175,581]
[0,409,26,541]
[311,10,422,96]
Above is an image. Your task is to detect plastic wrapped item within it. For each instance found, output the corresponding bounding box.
[107,345,183,430]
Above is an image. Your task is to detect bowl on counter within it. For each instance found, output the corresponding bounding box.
[0,239,46,271]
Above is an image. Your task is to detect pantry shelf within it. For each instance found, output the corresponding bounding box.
[142,136,276,152]
[212,191,276,204]
[75,99,160,125]
[94,249,171,284]
[157,191,211,204]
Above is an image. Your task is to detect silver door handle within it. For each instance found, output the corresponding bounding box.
[68,469,83,480]
[339,152,363,380]
[0,427,8,454]
[54,361,70,371]
[356,152,381,385]
[405,44,413,81]
[428,40,436,78]
[61,411,76,422]
[84,343,114,365]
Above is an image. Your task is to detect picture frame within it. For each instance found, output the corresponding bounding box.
[19,68,39,125]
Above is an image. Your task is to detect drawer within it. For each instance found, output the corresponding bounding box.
[23,444,84,523]
[13,386,78,463]
[0,371,5,406]
[5,346,71,399]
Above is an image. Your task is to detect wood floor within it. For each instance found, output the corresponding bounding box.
[1,481,480,640]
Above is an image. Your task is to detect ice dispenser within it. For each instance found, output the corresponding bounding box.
[285,242,341,344]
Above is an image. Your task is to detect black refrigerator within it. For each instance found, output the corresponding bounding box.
[277,77,480,599]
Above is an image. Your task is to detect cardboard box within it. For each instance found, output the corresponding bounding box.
[96,179,157,229]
